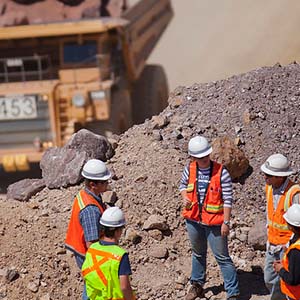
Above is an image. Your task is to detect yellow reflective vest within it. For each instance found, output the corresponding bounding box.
[82,242,126,300]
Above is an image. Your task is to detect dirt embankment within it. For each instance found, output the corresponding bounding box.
[2,63,300,299]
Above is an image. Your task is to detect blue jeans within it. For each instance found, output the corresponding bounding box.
[186,220,239,297]
[264,248,285,300]
[75,254,89,300]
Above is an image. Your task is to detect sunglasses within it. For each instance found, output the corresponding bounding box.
[264,173,274,178]
[96,180,109,185]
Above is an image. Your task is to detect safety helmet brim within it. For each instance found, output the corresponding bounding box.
[283,211,300,227]
[260,164,293,177]
[100,218,126,227]
[188,146,212,158]
[81,170,112,181]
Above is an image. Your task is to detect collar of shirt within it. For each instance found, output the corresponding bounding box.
[100,240,116,246]
[84,188,103,205]
[272,178,289,195]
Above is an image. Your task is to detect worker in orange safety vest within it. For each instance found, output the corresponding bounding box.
[261,154,300,300]
[274,204,300,300]
[179,136,239,300]
[65,159,112,300]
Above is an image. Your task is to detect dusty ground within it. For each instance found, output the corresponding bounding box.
[4,62,300,299]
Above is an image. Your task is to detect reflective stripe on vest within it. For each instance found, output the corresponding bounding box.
[77,192,87,210]
[65,190,106,257]
[281,238,300,299]
[82,243,126,300]
[267,181,300,245]
[182,161,224,225]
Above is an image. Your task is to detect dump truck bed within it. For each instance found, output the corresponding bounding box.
[0,18,128,40]
[122,0,173,80]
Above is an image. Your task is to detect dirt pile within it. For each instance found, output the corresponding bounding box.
[2,63,300,299]
[0,0,126,26]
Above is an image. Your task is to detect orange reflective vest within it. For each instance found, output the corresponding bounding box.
[82,242,126,300]
[281,238,300,300]
[182,161,224,225]
[65,190,106,257]
[267,181,300,245]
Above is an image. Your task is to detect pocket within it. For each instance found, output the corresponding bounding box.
[208,186,222,204]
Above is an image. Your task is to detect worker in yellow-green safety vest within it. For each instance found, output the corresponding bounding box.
[82,206,135,300]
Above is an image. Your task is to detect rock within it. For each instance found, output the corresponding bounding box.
[5,269,19,282]
[0,0,125,27]
[211,136,249,180]
[7,179,45,202]
[125,228,142,244]
[142,215,169,231]
[248,219,267,251]
[148,246,168,259]
[148,229,163,241]
[40,293,51,300]
[102,191,118,206]
[152,115,169,129]
[27,281,39,293]
[40,129,114,189]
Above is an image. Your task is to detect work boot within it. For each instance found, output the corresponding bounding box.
[185,282,204,300]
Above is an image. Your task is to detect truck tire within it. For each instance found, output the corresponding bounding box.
[132,64,169,125]
[108,88,132,135]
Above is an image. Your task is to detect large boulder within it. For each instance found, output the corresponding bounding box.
[7,178,45,202]
[40,129,114,189]
[211,136,249,181]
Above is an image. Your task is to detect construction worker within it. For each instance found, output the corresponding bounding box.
[261,154,300,300]
[82,206,135,300]
[65,159,111,300]
[180,136,239,300]
[273,204,300,300]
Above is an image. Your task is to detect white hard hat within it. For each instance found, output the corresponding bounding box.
[81,159,111,181]
[100,206,126,228]
[283,204,300,227]
[188,136,212,158]
[260,154,294,177]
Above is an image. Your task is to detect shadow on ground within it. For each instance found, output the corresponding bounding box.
[204,266,269,300]
[0,163,42,193]
[237,266,269,300]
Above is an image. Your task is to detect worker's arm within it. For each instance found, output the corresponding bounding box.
[278,249,300,285]
[80,206,101,248]
[221,206,231,237]
[180,165,193,209]
[120,275,135,300]
[181,189,193,209]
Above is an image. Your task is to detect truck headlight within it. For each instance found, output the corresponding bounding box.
[90,90,106,100]
[72,93,85,107]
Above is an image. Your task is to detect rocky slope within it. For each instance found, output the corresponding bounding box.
[2,63,300,299]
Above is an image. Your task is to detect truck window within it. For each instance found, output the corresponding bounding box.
[63,40,97,64]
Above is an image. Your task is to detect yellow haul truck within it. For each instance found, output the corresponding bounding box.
[0,0,173,172]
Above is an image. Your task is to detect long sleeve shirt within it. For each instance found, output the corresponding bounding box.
[279,234,300,285]
[79,188,106,243]
[179,161,233,208]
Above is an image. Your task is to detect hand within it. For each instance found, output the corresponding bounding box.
[183,198,194,210]
[221,223,229,237]
[273,260,283,273]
